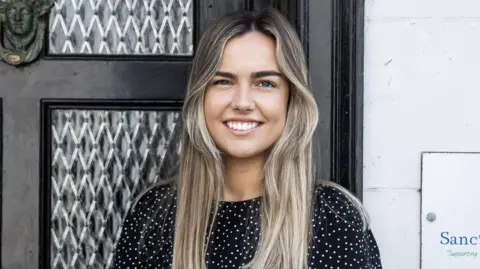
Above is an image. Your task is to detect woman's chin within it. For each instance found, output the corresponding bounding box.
[221,148,264,160]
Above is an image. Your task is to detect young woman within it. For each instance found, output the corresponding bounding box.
[112,8,382,269]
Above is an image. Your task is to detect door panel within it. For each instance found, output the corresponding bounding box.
[48,0,194,56]
[45,104,182,268]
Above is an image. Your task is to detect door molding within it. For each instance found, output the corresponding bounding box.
[290,0,365,198]
[331,0,365,199]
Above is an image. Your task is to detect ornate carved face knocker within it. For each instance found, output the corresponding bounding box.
[0,0,53,66]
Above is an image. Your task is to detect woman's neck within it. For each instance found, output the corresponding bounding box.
[222,154,265,202]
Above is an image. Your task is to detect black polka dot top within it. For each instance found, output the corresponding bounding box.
[112,184,383,268]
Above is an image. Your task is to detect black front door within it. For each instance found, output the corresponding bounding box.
[0,0,363,268]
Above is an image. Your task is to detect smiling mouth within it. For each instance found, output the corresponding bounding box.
[224,121,263,131]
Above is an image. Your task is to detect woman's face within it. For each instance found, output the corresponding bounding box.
[204,31,289,160]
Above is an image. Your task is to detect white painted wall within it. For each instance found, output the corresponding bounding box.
[363,1,480,269]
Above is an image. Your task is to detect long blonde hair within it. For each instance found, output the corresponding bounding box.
[137,8,368,269]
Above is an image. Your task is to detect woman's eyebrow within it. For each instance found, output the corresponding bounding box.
[215,71,235,78]
[214,70,283,79]
[252,70,283,78]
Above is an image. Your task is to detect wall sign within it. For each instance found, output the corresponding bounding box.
[422,152,480,268]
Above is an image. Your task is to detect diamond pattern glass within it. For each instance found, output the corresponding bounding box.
[50,109,181,269]
[48,0,193,55]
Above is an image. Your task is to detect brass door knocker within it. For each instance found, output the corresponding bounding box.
[0,0,53,66]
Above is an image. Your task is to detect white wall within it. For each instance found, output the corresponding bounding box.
[363,1,480,269]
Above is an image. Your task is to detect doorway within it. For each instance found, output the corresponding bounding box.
[0,0,364,268]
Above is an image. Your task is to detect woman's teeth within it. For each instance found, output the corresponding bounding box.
[226,121,259,131]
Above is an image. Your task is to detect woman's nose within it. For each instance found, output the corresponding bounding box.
[231,84,255,111]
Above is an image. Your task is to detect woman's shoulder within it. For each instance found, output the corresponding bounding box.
[130,181,177,215]
[310,181,383,268]
[313,180,369,230]
[112,182,177,268]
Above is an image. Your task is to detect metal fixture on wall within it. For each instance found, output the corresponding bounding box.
[0,0,53,65]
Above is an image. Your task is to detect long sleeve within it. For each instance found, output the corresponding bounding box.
[309,184,383,269]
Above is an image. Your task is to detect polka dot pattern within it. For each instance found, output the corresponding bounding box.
[112,185,382,268]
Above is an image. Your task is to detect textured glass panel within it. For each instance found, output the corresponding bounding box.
[50,110,181,269]
[48,0,193,55]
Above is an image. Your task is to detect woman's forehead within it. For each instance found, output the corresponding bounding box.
[218,32,279,72]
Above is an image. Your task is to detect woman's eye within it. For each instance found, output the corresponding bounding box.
[257,81,276,88]
[213,80,231,86]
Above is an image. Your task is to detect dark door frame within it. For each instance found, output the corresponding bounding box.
[272,0,365,198]
[330,0,365,199]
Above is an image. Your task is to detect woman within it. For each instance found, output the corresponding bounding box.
[112,8,382,269]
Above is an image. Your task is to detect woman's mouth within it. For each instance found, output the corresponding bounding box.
[224,121,263,135]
